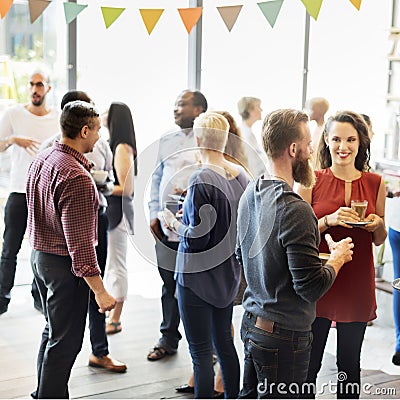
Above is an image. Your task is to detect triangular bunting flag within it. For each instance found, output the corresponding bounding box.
[101,7,125,29]
[63,2,87,24]
[349,0,362,10]
[216,5,243,32]
[178,7,202,34]
[257,0,284,28]
[139,9,164,35]
[28,0,51,23]
[0,0,13,19]
[300,0,323,21]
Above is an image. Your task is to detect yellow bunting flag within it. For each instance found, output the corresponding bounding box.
[178,7,202,34]
[139,9,164,35]
[63,2,87,24]
[101,7,125,29]
[28,0,51,23]
[216,5,243,32]
[0,0,13,19]
[300,0,323,21]
[349,0,362,10]
[257,0,284,28]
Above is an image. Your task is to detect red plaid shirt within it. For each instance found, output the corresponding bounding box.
[26,142,100,277]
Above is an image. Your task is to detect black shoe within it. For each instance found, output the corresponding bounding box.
[175,384,194,393]
[213,391,224,399]
[392,351,400,365]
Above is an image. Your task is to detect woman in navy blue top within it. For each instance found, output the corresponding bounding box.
[161,112,249,399]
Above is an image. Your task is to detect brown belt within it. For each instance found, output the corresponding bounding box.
[255,316,275,333]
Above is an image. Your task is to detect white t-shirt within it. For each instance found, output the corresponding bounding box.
[240,122,267,179]
[0,104,60,193]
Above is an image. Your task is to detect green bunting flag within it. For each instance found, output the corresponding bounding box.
[301,0,323,21]
[257,0,284,28]
[101,6,125,29]
[63,2,87,24]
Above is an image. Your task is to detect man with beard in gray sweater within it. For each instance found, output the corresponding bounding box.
[236,109,354,399]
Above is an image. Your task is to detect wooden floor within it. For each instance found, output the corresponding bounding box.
[1,238,400,399]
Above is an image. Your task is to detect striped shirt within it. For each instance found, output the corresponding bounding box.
[26,142,100,277]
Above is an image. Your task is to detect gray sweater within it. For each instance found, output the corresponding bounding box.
[236,178,336,331]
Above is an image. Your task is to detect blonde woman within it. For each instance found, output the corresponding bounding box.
[161,112,248,398]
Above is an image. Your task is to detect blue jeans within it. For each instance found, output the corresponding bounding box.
[239,312,312,399]
[88,210,109,357]
[389,227,400,352]
[177,283,240,399]
[155,235,181,352]
[31,250,89,399]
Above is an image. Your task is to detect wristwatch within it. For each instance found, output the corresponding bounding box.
[169,218,178,230]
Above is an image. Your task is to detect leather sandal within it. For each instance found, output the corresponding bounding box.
[106,321,122,335]
[147,346,168,361]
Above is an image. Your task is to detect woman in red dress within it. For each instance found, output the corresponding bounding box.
[298,111,387,398]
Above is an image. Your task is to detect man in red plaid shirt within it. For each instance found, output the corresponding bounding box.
[26,100,116,399]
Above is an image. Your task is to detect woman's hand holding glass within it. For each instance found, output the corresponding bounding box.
[326,206,360,228]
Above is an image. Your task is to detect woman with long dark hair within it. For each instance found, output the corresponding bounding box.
[297,111,387,398]
[104,102,137,334]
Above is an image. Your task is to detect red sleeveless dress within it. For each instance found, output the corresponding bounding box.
[312,168,382,322]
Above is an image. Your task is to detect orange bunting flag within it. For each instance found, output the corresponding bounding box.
[0,0,13,19]
[101,7,125,29]
[28,0,51,23]
[139,9,164,35]
[349,0,362,10]
[178,7,203,34]
[300,0,323,21]
[217,5,243,32]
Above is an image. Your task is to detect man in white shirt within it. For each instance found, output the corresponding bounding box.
[0,70,59,315]
[304,97,329,151]
[147,89,207,361]
[237,96,267,178]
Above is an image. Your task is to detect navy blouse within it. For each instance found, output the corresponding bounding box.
[176,166,249,308]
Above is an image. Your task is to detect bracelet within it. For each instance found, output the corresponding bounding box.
[323,215,330,228]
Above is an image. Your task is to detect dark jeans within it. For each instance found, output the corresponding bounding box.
[389,228,400,352]
[177,283,240,399]
[155,235,181,352]
[31,250,89,399]
[0,193,28,307]
[239,312,312,399]
[305,317,367,399]
[88,210,109,357]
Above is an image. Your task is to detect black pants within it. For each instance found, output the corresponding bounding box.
[305,317,367,399]
[31,250,89,399]
[88,210,109,357]
[0,192,40,310]
[155,235,181,352]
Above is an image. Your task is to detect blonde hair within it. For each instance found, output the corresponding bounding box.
[193,112,229,152]
[237,97,261,120]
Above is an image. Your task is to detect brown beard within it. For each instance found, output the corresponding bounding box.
[292,149,316,188]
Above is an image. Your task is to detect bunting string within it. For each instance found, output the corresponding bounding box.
[0,0,363,32]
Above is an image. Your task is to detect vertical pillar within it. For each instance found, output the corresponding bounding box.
[67,0,77,90]
[187,0,203,90]
[301,11,310,110]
